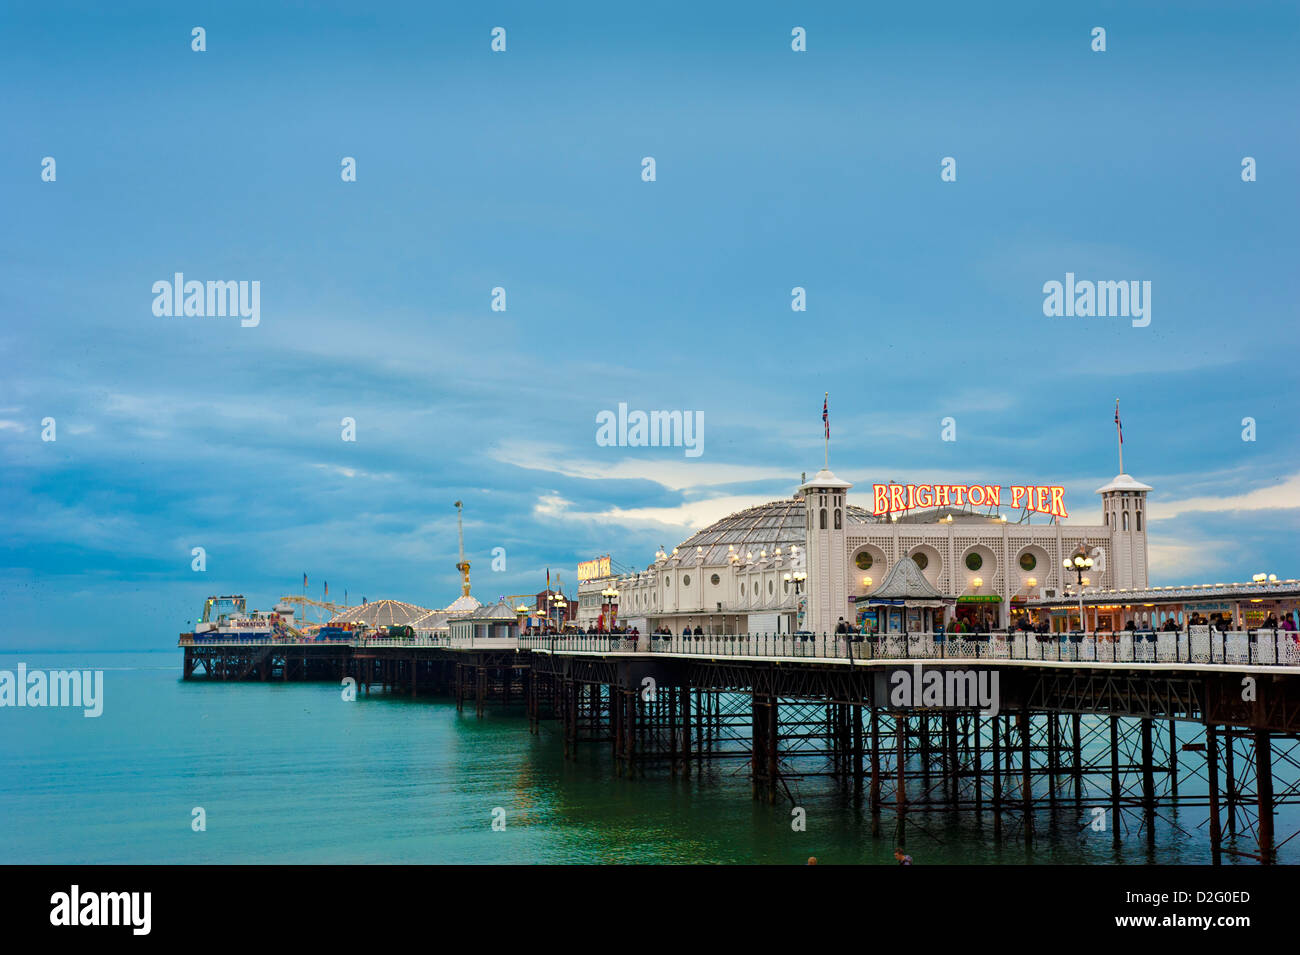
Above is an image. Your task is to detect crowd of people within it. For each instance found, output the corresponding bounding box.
[522,624,641,638]
[523,612,1298,639]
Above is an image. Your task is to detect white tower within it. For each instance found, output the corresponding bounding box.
[1096,473,1152,589]
[799,469,853,634]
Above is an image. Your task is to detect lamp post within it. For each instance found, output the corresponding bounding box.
[1063,552,1094,632]
[547,591,567,632]
[601,586,620,630]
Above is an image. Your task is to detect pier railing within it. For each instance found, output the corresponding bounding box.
[519,634,640,653]
[178,629,1300,667]
[639,629,1300,667]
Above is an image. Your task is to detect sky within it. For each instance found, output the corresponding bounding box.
[2,1,1298,648]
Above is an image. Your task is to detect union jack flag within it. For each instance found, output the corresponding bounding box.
[822,394,829,439]
[1115,401,1123,445]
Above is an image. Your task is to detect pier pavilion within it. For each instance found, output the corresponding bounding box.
[608,461,1148,637]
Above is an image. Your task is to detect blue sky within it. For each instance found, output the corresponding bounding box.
[3,1,1298,647]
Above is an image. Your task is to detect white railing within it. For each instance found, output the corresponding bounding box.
[520,634,640,653]
[629,630,1300,667]
[178,629,1300,667]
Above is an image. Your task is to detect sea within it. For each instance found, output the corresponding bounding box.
[1,649,1292,864]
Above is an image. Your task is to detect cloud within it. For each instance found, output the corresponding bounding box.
[1151,472,1300,520]
[1146,537,1235,583]
[495,441,796,491]
[531,491,778,539]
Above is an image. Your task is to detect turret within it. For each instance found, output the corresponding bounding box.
[1095,474,1152,588]
[799,468,852,634]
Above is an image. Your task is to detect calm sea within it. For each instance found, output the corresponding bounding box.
[0,650,1289,864]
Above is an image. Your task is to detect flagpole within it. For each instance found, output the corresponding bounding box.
[1115,398,1124,474]
[824,391,829,470]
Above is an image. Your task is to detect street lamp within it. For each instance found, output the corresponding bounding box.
[1063,552,1094,631]
[547,591,568,631]
[601,586,620,630]
[783,570,807,595]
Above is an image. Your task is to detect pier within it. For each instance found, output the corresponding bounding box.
[180,630,1300,864]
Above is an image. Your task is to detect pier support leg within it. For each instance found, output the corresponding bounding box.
[1256,730,1274,864]
[992,714,1002,837]
[895,714,907,849]
[1019,708,1033,845]
[1207,723,1222,866]
[1110,716,1122,846]
[1141,718,1155,829]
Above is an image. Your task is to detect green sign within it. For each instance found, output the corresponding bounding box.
[957,595,1001,603]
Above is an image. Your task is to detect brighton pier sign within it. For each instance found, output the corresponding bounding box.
[871,483,1068,519]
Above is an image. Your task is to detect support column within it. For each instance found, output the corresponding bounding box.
[1256,730,1274,864]
[1206,723,1222,866]
[895,713,908,849]
[1019,708,1033,844]
[1110,716,1122,845]
[869,706,881,813]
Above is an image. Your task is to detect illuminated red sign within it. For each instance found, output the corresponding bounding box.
[871,484,1068,519]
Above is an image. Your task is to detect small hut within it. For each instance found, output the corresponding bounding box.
[856,556,955,634]
[449,599,521,645]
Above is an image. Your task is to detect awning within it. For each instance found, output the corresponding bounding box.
[957,595,1002,603]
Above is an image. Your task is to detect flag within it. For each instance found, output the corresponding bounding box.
[303,572,308,588]
[822,394,829,439]
[324,581,328,598]
[1114,400,1123,445]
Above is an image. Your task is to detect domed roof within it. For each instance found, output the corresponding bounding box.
[330,599,430,627]
[1095,473,1153,494]
[443,594,482,615]
[670,498,875,566]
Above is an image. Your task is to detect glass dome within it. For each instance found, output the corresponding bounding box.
[671,498,876,565]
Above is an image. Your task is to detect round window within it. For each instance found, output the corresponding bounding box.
[683,575,691,587]
[665,577,671,587]
[1019,552,1036,572]
[911,552,928,570]
[965,552,983,572]
[783,579,790,593]
[710,573,720,585]
[855,552,873,570]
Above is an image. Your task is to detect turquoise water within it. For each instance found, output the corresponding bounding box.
[0,650,1289,864]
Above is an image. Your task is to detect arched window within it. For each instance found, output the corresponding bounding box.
[819,508,827,530]
[1136,510,1142,532]
[1104,511,1109,527]
[1122,512,1129,531]
[834,508,842,529]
